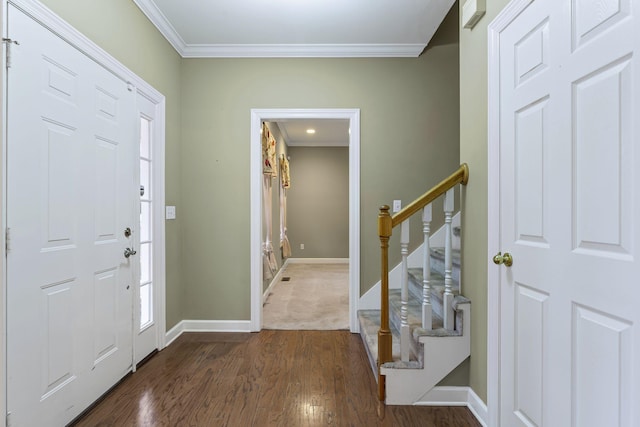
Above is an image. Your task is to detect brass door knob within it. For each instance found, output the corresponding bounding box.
[493,252,513,267]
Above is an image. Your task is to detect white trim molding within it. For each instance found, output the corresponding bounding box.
[487,1,535,426]
[165,320,253,347]
[132,0,426,58]
[132,0,445,58]
[132,0,187,54]
[416,386,488,426]
[250,109,360,334]
[180,43,426,58]
[286,258,349,264]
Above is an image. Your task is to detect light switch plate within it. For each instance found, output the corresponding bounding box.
[166,206,176,220]
[393,200,402,212]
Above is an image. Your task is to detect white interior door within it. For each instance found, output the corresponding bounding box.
[497,0,640,425]
[6,6,137,425]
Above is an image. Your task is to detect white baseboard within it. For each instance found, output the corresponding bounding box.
[286,258,349,264]
[414,386,488,426]
[263,259,290,303]
[164,319,252,346]
[165,321,183,347]
[466,388,489,427]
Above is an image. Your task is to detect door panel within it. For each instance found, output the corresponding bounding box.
[6,6,136,425]
[41,280,76,399]
[572,305,632,426]
[514,283,547,426]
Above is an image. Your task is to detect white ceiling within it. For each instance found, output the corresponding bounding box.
[276,119,350,147]
[132,0,456,58]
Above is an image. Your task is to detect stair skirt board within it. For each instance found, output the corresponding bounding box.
[416,386,488,427]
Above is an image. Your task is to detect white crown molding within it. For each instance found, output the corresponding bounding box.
[181,43,425,58]
[133,0,188,54]
[132,1,435,58]
[134,0,424,58]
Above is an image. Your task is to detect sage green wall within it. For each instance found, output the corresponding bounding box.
[459,0,510,404]
[35,0,463,350]
[39,0,184,330]
[287,146,349,259]
[180,5,460,320]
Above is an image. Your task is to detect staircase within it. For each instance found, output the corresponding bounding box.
[358,164,471,405]
[358,245,470,404]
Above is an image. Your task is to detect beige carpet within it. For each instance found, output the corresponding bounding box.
[263,263,349,330]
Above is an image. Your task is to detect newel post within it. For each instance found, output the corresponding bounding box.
[377,205,393,401]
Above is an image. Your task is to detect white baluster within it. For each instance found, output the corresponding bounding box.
[443,188,455,331]
[422,205,432,330]
[400,220,410,362]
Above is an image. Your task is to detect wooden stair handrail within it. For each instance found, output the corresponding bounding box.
[377,163,469,401]
[391,163,469,228]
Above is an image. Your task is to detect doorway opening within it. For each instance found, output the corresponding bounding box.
[250,109,360,332]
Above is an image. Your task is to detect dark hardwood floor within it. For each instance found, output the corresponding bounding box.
[72,331,481,426]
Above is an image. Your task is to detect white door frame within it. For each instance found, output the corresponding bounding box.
[250,108,360,333]
[134,89,168,362]
[1,1,167,421]
[487,1,541,425]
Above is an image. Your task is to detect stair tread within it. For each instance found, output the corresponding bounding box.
[389,289,444,330]
[407,269,458,301]
[430,247,461,264]
[388,289,466,337]
[358,309,420,365]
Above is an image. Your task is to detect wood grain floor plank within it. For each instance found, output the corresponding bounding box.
[72,331,481,427]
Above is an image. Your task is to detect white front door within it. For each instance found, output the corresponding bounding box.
[496,0,640,425]
[6,6,137,425]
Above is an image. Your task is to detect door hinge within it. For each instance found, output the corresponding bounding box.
[6,411,12,427]
[2,38,19,69]
[5,227,10,254]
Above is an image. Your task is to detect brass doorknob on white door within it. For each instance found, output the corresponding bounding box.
[493,252,513,267]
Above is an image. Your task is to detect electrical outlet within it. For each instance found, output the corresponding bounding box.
[300,243,305,250]
[393,200,402,212]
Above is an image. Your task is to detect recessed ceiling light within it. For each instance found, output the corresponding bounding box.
[306,129,316,134]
